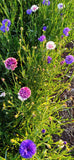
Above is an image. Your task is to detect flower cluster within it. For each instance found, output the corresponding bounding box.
[19,140,36,158]
[26,5,39,14]
[0,19,11,32]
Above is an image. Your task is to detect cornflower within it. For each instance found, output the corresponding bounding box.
[63,27,71,36]
[19,140,36,158]
[18,87,31,101]
[31,5,39,12]
[46,41,56,50]
[26,9,32,15]
[42,0,50,6]
[47,56,52,63]
[65,55,74,64]
[43,26,47,31]
[57,3,65,10]
[38,35,46,42]
[0,19,11,32]
[4,57,17,71]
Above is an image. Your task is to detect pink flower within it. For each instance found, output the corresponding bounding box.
[4,57,17,71]
[60,60,65,65]
[46,41,56,50]
[18,87,31,101]
[31,5,39,12]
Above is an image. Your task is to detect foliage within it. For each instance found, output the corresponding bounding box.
[0,0,73,159]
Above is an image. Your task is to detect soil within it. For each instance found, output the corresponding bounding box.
[52,41,74,146]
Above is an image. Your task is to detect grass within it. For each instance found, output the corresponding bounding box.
[0,0,74,159]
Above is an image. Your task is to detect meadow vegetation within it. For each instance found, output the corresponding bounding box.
[0,0,74,159]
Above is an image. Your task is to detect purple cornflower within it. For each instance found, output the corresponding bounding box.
[47,56,52,63]
[4,57,17,71]
[19,140,36,159]
[43,26,47,31]
[38,35,46,42]
[41,129,46,134]
[0,25,9,32]
[42,0,50,6]
[63,27,71,36]
[26,9,32,15]
[18,87,31,101]
[65,55,74,64]
[2,19,11,27]
[0,19,11,32]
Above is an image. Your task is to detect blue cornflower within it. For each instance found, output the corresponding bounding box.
[65,55,74,64]
[0,25,9,32]
[43,26,47,31]
[26,9,32,15]
[41,129,46,134]
[47,56,52,63]
[38,35,46,42]
[42,0,50,6]
[0,19,11,33]
[19,140,36,159]
[2,19,11,27]
[63,27,71,36]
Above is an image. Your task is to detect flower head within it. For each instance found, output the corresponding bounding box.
[38,35,46,42]
[42,0,50,6]
[0,25,9,32]
[65,55,74,64]
[47,56,52,63]
[57,3,65,10]
[4,57,17,71]
[31,5,39,12]
[46,41,56,50]
[43,26,47,31]
[63,27,71,36]
[19,140,36,159]
[0,19,11,33]
[2,19,11,27]
[41,129,46,134]
[26,9,32,15]
[18,87,31,101]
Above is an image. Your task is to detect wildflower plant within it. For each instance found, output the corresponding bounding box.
[0,0,74,160]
